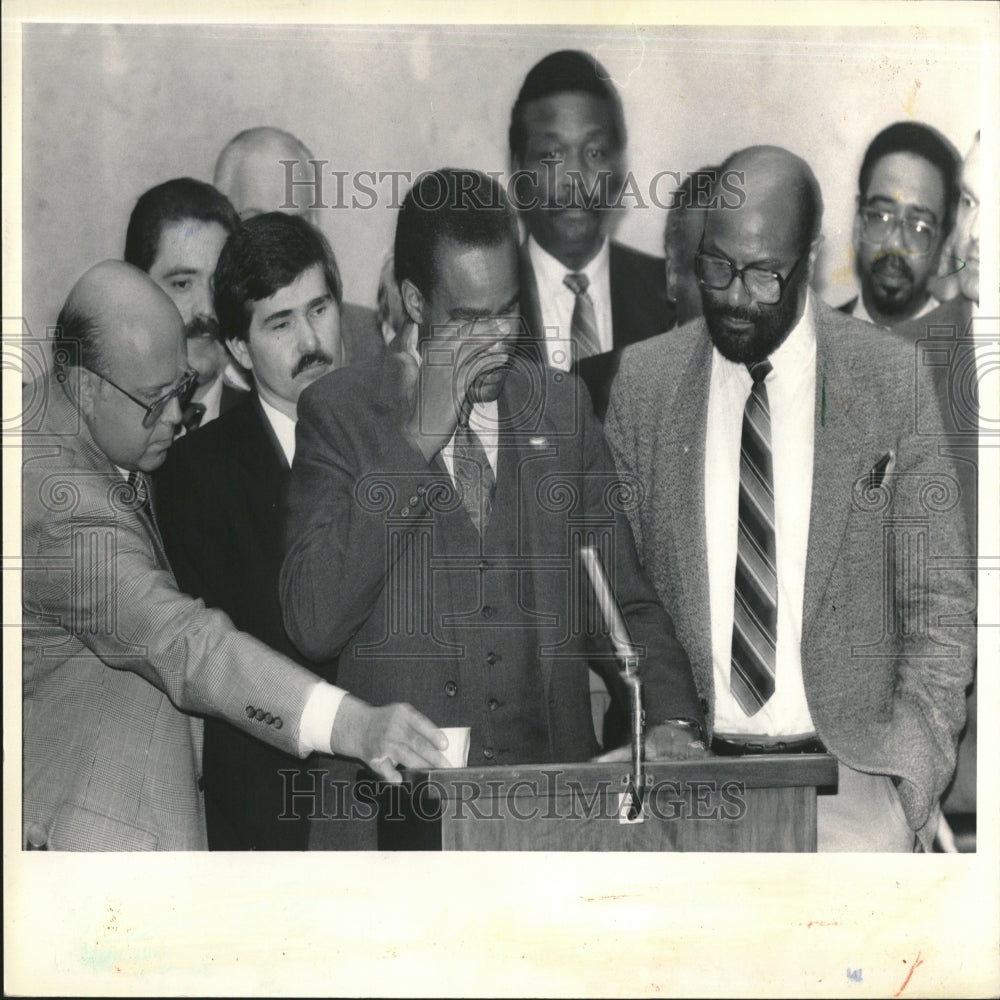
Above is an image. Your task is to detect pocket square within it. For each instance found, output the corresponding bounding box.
[868,450,896,490]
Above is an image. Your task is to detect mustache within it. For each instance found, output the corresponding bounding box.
[292,350,334,379]
[872,253,915,282]
[706,303,759,323]
[186,315,221,340]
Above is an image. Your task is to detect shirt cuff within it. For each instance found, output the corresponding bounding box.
[297,681,348,755]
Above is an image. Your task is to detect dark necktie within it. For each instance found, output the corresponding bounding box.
[181,402,206,432]
[563,272,601,361]
[730,360,777,715]
[452,422,496,536]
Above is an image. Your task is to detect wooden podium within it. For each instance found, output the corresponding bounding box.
[376,755,838,852]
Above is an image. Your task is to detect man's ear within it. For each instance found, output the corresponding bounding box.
[226,336,252,372]
[74,366,98,418]
[851,197,862,255]
[665,257,678,306]
[400,279,425,327]
[806,235,825,284]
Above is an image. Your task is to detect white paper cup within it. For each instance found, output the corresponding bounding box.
[440,727,471,768]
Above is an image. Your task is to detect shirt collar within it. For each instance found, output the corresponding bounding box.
[258,393,298,466]
[527,234,610,295]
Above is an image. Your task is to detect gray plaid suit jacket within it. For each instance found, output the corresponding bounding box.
[21,375,321,850]
[605,299,975,850]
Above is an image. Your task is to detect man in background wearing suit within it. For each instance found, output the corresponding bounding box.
[213,126,384,366]
[841,122,960,328]
[605,146,974,851]
[124,177,250,429]
[896,132,982,846]
[280,169,706,849]
[156,213,346,849]
[21,260,449,851]
[510,49,674,421]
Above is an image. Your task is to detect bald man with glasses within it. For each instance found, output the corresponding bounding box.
[21,261,449,851]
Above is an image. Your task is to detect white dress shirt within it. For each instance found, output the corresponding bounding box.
[259,394,298,467]
[706,290,819,736]
[527,235,613,370]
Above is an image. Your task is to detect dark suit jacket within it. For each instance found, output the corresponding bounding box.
[895,294,977,816]
[605,300,976,850]
[519,241,675,420]
[281,357,703,847]
[155,394,334,849]
[342,302,385,365]
[22,378,320,850]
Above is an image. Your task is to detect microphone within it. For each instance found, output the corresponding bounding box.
[579,545,645,820]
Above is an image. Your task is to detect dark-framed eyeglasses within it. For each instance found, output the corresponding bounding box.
[858,206,938,254]
[85,367,199,428]
[694,241,808,305]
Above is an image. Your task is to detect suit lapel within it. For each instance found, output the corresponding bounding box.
[518,243,544,344]
[667,327,715,681]
[802,310,875,634]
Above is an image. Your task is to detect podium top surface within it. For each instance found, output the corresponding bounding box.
[398,754,838,796]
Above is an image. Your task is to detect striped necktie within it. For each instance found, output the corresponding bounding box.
[452,422,496,536]
[563,272,602,361]
[730,359,777,715]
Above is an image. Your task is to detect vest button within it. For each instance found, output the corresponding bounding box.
[485,652,497,665]
[478,559,489,571]
[482,747,495,760]
[444,680,458,697]
[482,605,495,619]
[488,698,500,712]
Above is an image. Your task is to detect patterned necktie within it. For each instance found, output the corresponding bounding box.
[452,422,496,536]
[127,470,152,518]
[730,359,777,715]
[563,272,602,361]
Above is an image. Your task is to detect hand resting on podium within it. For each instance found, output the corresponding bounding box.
[593,720,709,764]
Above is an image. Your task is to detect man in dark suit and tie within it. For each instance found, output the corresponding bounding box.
[280,168,706,849]
[125,178,250,428]
[605,146,975,851]
[509,49,674,421]
[213,126,385,367]
[22,260,448,851]
[156,212,354,849]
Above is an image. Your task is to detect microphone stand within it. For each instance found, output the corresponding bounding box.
[580,545,645,820]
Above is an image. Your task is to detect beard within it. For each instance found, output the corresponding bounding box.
[703,284,803,365]
[865,253,919,316]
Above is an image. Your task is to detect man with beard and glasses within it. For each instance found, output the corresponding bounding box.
[605,146,974,852]
[280,169,705,849]
[510,49,674,423]
[155,212,350,849]
[125,177,250,429]
[839,122,960,328]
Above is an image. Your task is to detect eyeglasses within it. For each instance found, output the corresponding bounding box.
[858,207,938,254]
[85,367,199,428]
[694,242,807,305]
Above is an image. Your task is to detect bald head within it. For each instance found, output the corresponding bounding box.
[712,145,823,254]
[57,261,189,471]
[699,146,823,365]
[213,126,318,222]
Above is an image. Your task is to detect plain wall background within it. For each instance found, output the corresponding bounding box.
[22,22,983,334]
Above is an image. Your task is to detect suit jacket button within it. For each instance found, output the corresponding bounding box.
[482,605,495,619]
[478,559,489,571]
[482,747,495,760]
[409,495,419,506]
[488,698,500,712]
[265,713,274,724]
[444,681,458,697]
[274,717,283,730]
[255,709,265,721]
[486,652,498,665]
[245,706,256,719]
